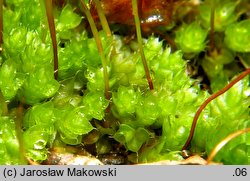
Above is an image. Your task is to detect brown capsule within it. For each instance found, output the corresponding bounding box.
[89,0,177,28]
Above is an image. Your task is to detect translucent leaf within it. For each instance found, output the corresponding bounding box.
[3,27,27,56]
[23,101,56,129]
[0,60,25,100]
[135,93,161,126]
[57,4,82,31]
[175,22,207,53]
[82,91,109,120]
[199,0,238,32]
[57,106,94,145]
[112,86,140,117]
[23,66,60,104]
[0,117,21,164]
[23,125,53,150]
[58,33,88,79]
[113,124,135,145]
[23,124,56,161]
[225,19,250,52]
[114,124,149,152]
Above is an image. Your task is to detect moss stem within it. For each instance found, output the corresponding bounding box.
[209,0,215,52]
[45,0,58,80]
[206,128,250,164]
[182,68,250,150]
[0,90,8,116]
[93,0,111,37]
[0,0,3,52]
[132,0,154,90]
[15,100,27,164]
[80,0,111,101]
